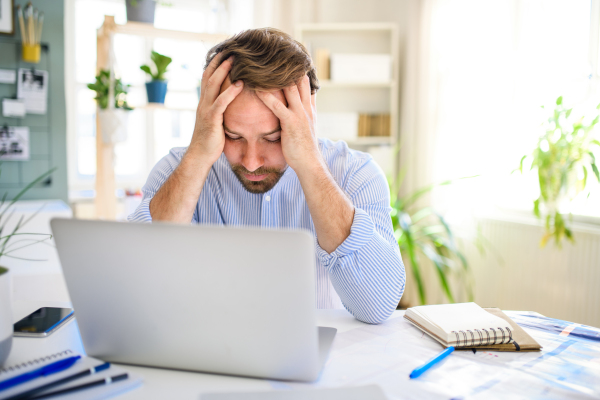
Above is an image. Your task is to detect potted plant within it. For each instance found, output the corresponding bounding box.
[125,0,157,24]
[518,96,600,247]
[390,175,482,307]
[141,50,172,104]
[87,70,133,144]
[0,168,56,366]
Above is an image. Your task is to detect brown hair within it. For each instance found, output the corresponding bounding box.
[205,28,319,94]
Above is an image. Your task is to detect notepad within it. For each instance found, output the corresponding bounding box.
[404,303,542,351]
[0,350,143,399]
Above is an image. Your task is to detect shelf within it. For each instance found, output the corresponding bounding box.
[330,137,394,146]
[319,81,395,89]
[100,18,229,43]
[297,23,398,32]
[135,103,197,112]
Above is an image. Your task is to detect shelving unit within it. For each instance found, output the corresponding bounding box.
[295,23,399,173]
[94,16,227,219]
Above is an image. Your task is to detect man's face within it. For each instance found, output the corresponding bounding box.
[220,78,288,194]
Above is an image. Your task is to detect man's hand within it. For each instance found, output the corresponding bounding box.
[256,75,321,171]
[149,53,243,223]
[258,76,355,253]
[190,53,244,166]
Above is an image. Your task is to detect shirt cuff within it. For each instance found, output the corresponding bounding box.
[315,207,375,269]
[127,198,153,222]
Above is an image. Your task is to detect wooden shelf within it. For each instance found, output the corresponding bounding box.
[297,23,398,32]
[135,103,197,112]
[345,137,394,146]
[319,80,395,89]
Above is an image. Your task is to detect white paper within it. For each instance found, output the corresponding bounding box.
[0,69,17,84]
[412,302,510,333]
[316,112,359,141]
[330,54,392,83]
[2,99,26,118]
[0,126,30,161]
[17,68,48,115]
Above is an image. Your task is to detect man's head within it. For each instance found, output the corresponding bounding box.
[204,28,319,194]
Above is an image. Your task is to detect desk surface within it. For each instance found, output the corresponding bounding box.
[6,274,600,399]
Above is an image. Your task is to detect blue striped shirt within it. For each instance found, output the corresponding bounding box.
[128,138,405,324]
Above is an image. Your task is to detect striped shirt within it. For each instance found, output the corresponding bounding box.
[128,138,405,324]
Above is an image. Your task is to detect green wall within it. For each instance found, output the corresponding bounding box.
[0,0,67,202]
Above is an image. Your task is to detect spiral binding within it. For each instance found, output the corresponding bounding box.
[451,327,513,347]
[0,350,73,374]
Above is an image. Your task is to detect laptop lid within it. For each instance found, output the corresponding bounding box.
[51,218,322,381]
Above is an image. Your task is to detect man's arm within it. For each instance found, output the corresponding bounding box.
[256,76,354,252]
[257,77,405,324]
[149,54,244,223]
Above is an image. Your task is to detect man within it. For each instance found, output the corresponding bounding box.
[129,28,405,324]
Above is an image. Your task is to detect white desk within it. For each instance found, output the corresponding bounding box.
[7,274,600,399]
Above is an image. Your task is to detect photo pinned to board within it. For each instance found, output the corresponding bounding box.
[0,125,30,161]
[17,68,48,114]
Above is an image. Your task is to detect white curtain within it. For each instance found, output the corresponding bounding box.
[401,0,595,219]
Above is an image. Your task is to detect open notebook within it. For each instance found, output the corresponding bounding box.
[404,303,542,351]
[0,350,142,399]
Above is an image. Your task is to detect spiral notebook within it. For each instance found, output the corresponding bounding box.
[0,350,142,399]
[404,303,542,351]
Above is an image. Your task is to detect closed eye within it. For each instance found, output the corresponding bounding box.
[225,134,242,141]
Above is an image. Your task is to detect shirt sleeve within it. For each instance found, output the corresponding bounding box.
[128,147,189,223]
[315,155,406,324]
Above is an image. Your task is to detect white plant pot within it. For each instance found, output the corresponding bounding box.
[98,109,130,144]
[0,268,12,367]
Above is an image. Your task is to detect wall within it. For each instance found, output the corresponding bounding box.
[0,0,68,202]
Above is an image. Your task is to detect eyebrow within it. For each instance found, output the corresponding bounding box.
[223,124,281,137]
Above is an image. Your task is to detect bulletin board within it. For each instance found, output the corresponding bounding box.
[0,40,54,191]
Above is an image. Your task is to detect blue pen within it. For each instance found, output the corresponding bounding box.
[0,356,81,391]
[409,346,455,379]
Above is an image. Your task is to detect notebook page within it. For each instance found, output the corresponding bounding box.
[414,303,509,334]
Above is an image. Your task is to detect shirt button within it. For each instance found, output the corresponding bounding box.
[265,195,271,201]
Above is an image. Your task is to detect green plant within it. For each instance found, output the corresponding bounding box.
[390,176,475,306]
[87,70,133,110]
[0,167,56,269]
[519,96,600,247]
[140,51,172,81]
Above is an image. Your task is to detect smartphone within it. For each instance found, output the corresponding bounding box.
[13,307,75,338]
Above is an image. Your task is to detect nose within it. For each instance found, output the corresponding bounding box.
[241,141,264,172]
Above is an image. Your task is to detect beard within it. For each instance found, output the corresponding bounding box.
[230,164,286,194]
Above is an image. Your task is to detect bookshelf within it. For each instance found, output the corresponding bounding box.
[94,16,227,219]
[295,23,399,175]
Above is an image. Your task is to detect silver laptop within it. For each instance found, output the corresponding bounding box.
[50,218,336,382]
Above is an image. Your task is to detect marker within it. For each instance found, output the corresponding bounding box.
[0,356,81,391]
[4,362,110,400]
[409,346,455,379]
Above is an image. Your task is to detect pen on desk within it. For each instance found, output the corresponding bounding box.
[409,346,455,379]
[27,373,129,400]
[0,356,81,391]
[4,362,110,400]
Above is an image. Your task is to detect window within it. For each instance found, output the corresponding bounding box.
[427,0,600,220]
[66,0,253,194]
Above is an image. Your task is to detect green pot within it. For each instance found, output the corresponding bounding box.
[0,267,12,367]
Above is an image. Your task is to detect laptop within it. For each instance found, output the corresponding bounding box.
[50,218,336,382]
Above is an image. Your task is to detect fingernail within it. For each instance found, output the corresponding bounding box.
[234,80,242,87]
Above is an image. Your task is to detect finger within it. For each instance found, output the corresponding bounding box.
[297,75,312,112]
[202,52,225,92]
[282,84,303,112]
[256,90,292,121]
[203,56,234,105]
[211,80,244,115]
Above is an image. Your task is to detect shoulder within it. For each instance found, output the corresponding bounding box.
[318,138,389,202]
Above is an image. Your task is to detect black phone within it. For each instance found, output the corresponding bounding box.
[13,307,75,338]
